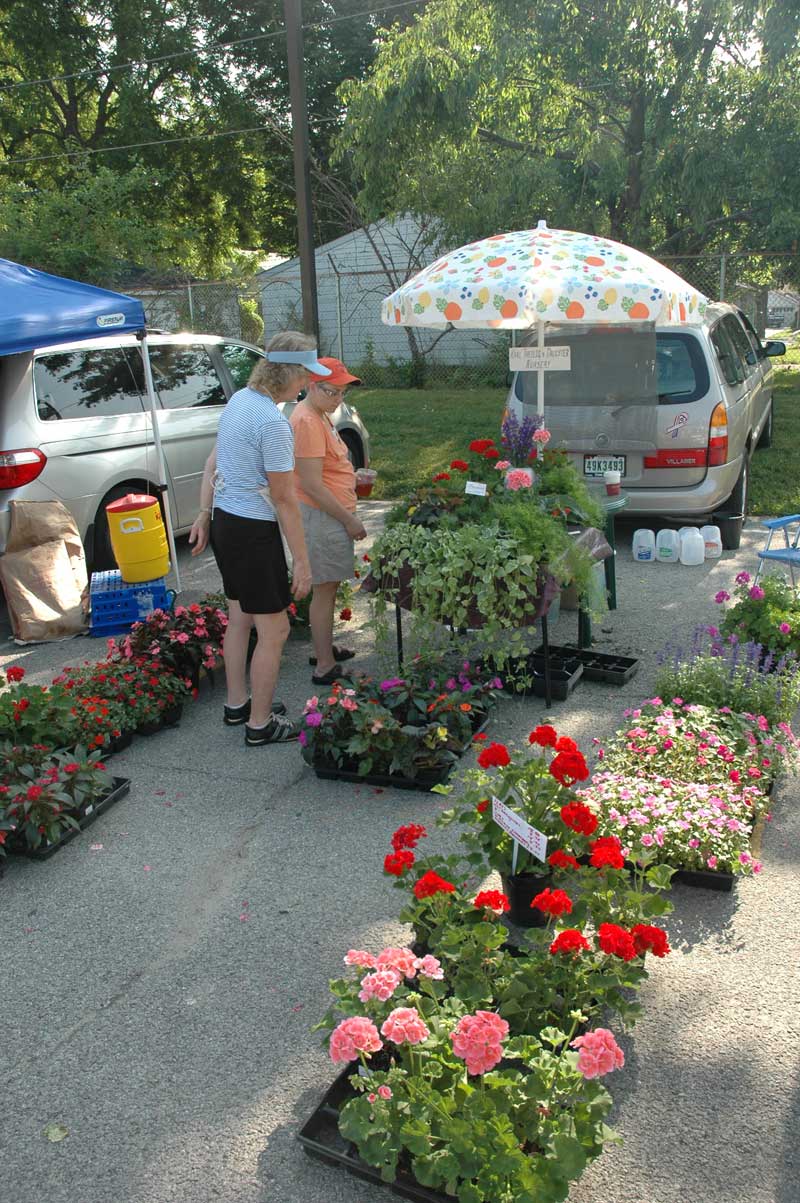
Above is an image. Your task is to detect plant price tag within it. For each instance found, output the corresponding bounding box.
[492,795,548,862]
[464,480,487,497]
[509,346,571,372]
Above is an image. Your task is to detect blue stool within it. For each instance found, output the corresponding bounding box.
[754,515,800,587]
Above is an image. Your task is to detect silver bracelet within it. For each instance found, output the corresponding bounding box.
[199,507,212,514]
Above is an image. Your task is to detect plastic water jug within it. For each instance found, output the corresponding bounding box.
[632,529,657,562]
[679,527,706,566]
[106,493,169,583]
[701,524,723,558]
[656,529,680,563]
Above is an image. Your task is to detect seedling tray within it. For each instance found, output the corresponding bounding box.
[7,777,131,861]
[299,1067,455,1203]
[534,644,639,686]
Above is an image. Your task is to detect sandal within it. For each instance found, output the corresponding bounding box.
[311,663,351,686]
[308,645,356,666]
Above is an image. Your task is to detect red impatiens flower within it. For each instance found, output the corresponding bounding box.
[560,801,598,836]
[477,741,511,769]
[450,459,469,472]
[473,732,488,742]
[529,724,558,747]
[476,799,490,814]
[531,887,573,917]
[391,823,427,851]
[483,448,500,461]
[474,889,510,915]
[413,871,456,899]
[597,922,638,962]
[432,472,451,482]
[339,608,352,621]
[549,750,590,786]
[469,439,495,453]
[5,666,25,683]
[554,735,579,753]
[549,849,581,870]
[589,835,625,870]
[384,850,415,876]
[630,924,671,958]
[549,929,591,955]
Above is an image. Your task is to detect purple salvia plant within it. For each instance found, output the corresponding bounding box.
[501,409,543,466]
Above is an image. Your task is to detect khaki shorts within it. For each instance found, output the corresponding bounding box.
[300,504,355,585]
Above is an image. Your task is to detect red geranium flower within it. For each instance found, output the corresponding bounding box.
[391,823,427,851]
[384,850,415,877]
[529,724,558,747]
[548,849,581,870]
[474,889,510,914]
[531,887,573,917]
[549,929,590,955]
[477,741,511,769]
[432,472,451,482]
[469,439,494,453]
[554,735,578,753]
[413,871,456,899]
[476,799,490,814]
[339,608,352,621]
[473,732,488,742]
[589,835,625,870]
[483,448,500,460]
[597,922,637,961]
[549,750,590,786]
[631,924,671,958]
[5,666,25,683]
[450,459,469,472]
[560,801,598,836]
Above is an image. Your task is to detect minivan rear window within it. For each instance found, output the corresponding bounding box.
[34,349,145,420]
[514,330,709,406]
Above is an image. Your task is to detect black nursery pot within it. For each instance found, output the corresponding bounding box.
[502,871,553,928]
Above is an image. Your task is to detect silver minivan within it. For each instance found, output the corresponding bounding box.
[0,332,371,567]
[505,302,786,548]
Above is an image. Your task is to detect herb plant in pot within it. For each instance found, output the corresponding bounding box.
[438,726,593,927]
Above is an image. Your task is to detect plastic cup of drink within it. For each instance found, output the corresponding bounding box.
[355,467,377,498]
[604,470,621,496]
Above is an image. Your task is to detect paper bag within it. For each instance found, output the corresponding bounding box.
[0,501,89,641]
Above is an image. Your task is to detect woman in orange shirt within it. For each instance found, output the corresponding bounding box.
[290,357,367,685]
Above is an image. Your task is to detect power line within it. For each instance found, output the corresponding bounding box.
[0,122,282,166]
[0,0,425,94]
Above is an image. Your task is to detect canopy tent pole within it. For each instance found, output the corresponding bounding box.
[138,332,182,593]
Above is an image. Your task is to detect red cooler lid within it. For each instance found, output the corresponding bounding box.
[105,493,158,514]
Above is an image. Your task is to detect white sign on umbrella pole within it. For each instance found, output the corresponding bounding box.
[139,334,182,593]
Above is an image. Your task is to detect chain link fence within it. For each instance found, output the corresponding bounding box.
[126,252,800,389]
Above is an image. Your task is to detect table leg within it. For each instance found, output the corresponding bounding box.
[395,603,404,668]
[541,613,552,710]
[604,512,618,611]
[578,608,592,648]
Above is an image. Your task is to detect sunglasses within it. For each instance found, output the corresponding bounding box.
[317,383,348,399]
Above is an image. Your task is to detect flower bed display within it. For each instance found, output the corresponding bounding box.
[300,657,503,789]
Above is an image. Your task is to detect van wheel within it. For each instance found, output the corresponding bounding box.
[756,402,773,449]
[92,485,141,571]
[340,431,364,470]
[717,460,749,551]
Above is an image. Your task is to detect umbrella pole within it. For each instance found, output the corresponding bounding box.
[536,319,545,418]
[138,333,182,593]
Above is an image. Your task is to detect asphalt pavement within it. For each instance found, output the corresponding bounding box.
[1,506,797,1203]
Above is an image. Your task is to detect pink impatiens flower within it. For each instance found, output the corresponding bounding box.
[779,622,791,635]
[330,1016,383,1063]
[451,1011,509,1075]
[381,1007,430,1046]
[358,969,402,1003]
[714,591,730,604]
[735,571,751,585]
[570,1028,625,1079]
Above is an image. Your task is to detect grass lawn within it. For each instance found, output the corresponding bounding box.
[356,350,800,515]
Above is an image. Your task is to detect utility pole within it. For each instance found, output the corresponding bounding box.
[284,0,320,341]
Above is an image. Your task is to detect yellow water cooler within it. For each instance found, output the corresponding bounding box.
[105,493,170,583]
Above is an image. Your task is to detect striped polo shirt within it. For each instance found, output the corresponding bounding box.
[213,386,294,522]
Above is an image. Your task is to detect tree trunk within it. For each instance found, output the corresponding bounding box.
[609,89,646,243]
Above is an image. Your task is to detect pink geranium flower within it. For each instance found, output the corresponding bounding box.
[330,1016,383,1062]
[358,969,402,1003]
[344,949,377,969]
[381,1007,430,1045]
[376,947,418,978]
[779,622,791,635]
[414,954,444,980]
[451,1011,509,1075]
[570,1028,625,1079]
[749,585,765,600]
[505,468,533,491]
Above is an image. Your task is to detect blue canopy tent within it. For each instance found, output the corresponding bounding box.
[0,259,181,588]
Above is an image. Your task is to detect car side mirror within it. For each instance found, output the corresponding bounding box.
[764,341,787,357]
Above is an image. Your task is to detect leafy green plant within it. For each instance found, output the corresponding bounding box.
[1,744,111,851]
[718,571,800,658]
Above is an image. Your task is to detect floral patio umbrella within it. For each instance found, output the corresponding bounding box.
[381,222,708,330]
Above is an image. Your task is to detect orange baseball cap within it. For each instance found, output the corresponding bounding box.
[308,356,361,387]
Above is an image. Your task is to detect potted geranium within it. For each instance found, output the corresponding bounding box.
[438,727,595,926]
[716,571,800,660]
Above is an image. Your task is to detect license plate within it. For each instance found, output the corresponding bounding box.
[583,454,626,477]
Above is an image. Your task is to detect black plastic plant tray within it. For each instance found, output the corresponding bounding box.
[534,644,639,685]
[298,1067,455,1203]
[313,761,454,792]
[7,777,131,861]
[530,662,583,702]
[672,866,734,892]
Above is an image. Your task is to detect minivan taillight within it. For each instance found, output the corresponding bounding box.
[708,403,729,467]
[0,448,47,489]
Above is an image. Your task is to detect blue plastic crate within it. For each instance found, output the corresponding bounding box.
[89,570,172,637]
